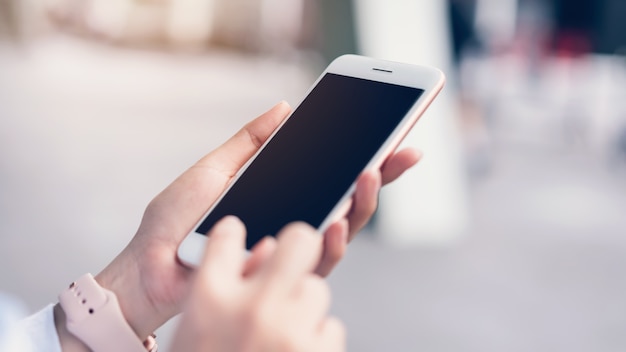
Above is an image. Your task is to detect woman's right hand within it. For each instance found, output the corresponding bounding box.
[170,216,346,352]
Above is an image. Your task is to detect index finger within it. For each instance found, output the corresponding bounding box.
[257,222,323,294]
[198,216,247,287]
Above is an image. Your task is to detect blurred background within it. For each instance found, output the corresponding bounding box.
[1,0,626,351]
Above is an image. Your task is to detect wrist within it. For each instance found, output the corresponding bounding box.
[94,250,159,340]
[55,273,157,352]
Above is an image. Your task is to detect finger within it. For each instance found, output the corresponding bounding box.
[196,101,291,176]
[259,222,322,294]
[315,219,348,277]
[346,170,381,239]
[242,236,277,277]
[291,275,331,328]
[141,102,291,245]
[317,317,346,352]
[380,148,422,185]
[198,216,247,286]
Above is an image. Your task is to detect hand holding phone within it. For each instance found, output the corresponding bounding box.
[178,55,445,266]
[93,89,424,339]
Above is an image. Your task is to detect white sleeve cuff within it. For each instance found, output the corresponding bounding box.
[15,304,62,352]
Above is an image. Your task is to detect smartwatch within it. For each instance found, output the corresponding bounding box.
[59,273,157,352]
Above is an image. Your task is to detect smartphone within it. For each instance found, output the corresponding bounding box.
[177,54,445,266]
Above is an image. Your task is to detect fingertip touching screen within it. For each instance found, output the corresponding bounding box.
[196,73,424,249]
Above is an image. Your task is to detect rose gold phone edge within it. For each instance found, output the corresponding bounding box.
[177,54,445,267]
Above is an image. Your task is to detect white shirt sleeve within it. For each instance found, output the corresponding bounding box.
[0,296,62,352]
[17,304,63,352]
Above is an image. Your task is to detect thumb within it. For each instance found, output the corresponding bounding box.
[196,101,291,176]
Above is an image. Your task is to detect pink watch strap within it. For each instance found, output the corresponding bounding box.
[58,273,150,352]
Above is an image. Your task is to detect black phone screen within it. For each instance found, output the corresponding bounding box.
[196,73,424,249]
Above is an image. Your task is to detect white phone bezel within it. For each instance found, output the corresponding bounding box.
[177,54,445,267]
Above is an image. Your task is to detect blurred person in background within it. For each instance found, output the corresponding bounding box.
[0,102,420,351]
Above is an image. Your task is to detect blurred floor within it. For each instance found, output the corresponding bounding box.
[1,35,625,351]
